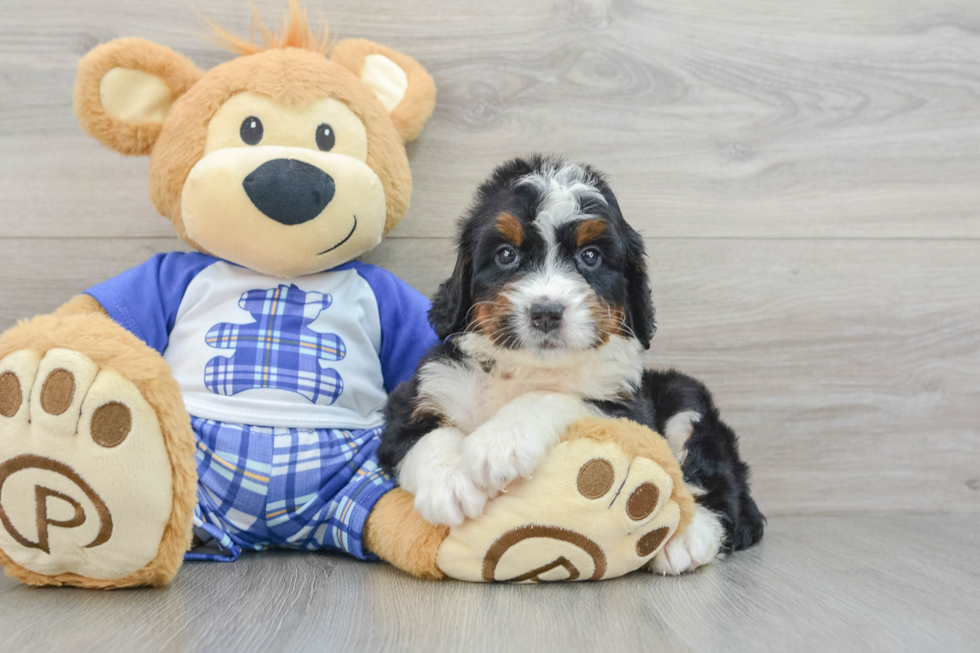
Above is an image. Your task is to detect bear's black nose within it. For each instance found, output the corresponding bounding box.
[243,159,335,226]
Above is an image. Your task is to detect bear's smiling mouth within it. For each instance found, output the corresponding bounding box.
[318,215,357,255]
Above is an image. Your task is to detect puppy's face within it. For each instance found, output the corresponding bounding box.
[431,157,654,358]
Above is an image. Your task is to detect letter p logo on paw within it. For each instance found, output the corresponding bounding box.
[0,454,112,554]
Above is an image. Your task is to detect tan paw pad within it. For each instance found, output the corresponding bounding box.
[438,434,683,583]
[0,351,40,426]
[0,349,173,580]
[30,349,98,437]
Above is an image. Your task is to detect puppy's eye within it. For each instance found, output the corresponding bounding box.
[495,245,519,268]
[240,116,263,145]
[316,123,335,151]
[578,247,602,269]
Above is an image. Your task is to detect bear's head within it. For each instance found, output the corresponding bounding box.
[74,1,435,278]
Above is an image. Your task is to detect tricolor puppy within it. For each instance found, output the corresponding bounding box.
[379,156,764,574]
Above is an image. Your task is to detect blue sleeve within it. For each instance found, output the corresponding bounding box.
[353,263,439,393]
[83,252,218,354]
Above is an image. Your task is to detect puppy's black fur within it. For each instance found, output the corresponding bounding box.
[428,155,654,348]
[380,155,764,554]
[591,370,765,552]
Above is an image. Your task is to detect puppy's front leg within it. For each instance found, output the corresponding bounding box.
[397,426,488,527]
[462,392,594,496]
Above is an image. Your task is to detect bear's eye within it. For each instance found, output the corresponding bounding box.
[240,116,263,146]
[316,123,335,151]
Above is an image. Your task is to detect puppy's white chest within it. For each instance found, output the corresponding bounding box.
[416,336,643,434]
[471,367,586,426]
[419,363,584,434]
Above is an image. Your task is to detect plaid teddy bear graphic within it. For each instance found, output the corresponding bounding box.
[204,284,346,404]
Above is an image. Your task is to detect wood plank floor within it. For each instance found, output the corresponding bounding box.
[0,0,978,650]
[2,515,978,653]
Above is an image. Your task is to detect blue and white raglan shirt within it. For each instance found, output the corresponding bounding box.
[84,253,438,560]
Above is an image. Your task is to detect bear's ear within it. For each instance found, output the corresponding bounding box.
[74,38,203,156]
[331,39,436,143]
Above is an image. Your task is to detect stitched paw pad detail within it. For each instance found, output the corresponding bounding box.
[437,434,682,582]
[0,349,173,580]
[205,284,346,404]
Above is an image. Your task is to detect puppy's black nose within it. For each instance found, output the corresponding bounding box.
[243,159,335,226]
[529,302,564,333]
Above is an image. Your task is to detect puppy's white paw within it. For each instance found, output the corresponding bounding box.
[413,465,488,528]
[396,427,489,527]
[647,505,724,575]
[462,419,549,495]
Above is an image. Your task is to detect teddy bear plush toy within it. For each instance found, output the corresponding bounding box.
[0,2,693,587]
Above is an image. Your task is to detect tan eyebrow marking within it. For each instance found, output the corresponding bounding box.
[576,218,607,247]
[495,212,524,246]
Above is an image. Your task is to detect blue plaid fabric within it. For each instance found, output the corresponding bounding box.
[185,417,396,562]
[204,284,346,405]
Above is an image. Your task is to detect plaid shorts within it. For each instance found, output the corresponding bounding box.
[184,417,396,563]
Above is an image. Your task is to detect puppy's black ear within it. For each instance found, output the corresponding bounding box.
[623,227,655,349]
[429,251,472,340]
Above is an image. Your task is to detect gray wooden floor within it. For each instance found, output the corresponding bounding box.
[3,516,979,653]
[1,0,978,651]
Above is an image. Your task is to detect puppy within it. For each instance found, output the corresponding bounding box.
[379,155,764,574]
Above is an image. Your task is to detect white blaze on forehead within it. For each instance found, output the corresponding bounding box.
[505,256,591,310]
[507,164,609,351]
[519,163,607,246]
[504,250,597,351]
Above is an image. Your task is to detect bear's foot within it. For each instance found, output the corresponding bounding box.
[0,313,196,588]
[437,417,695,582]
